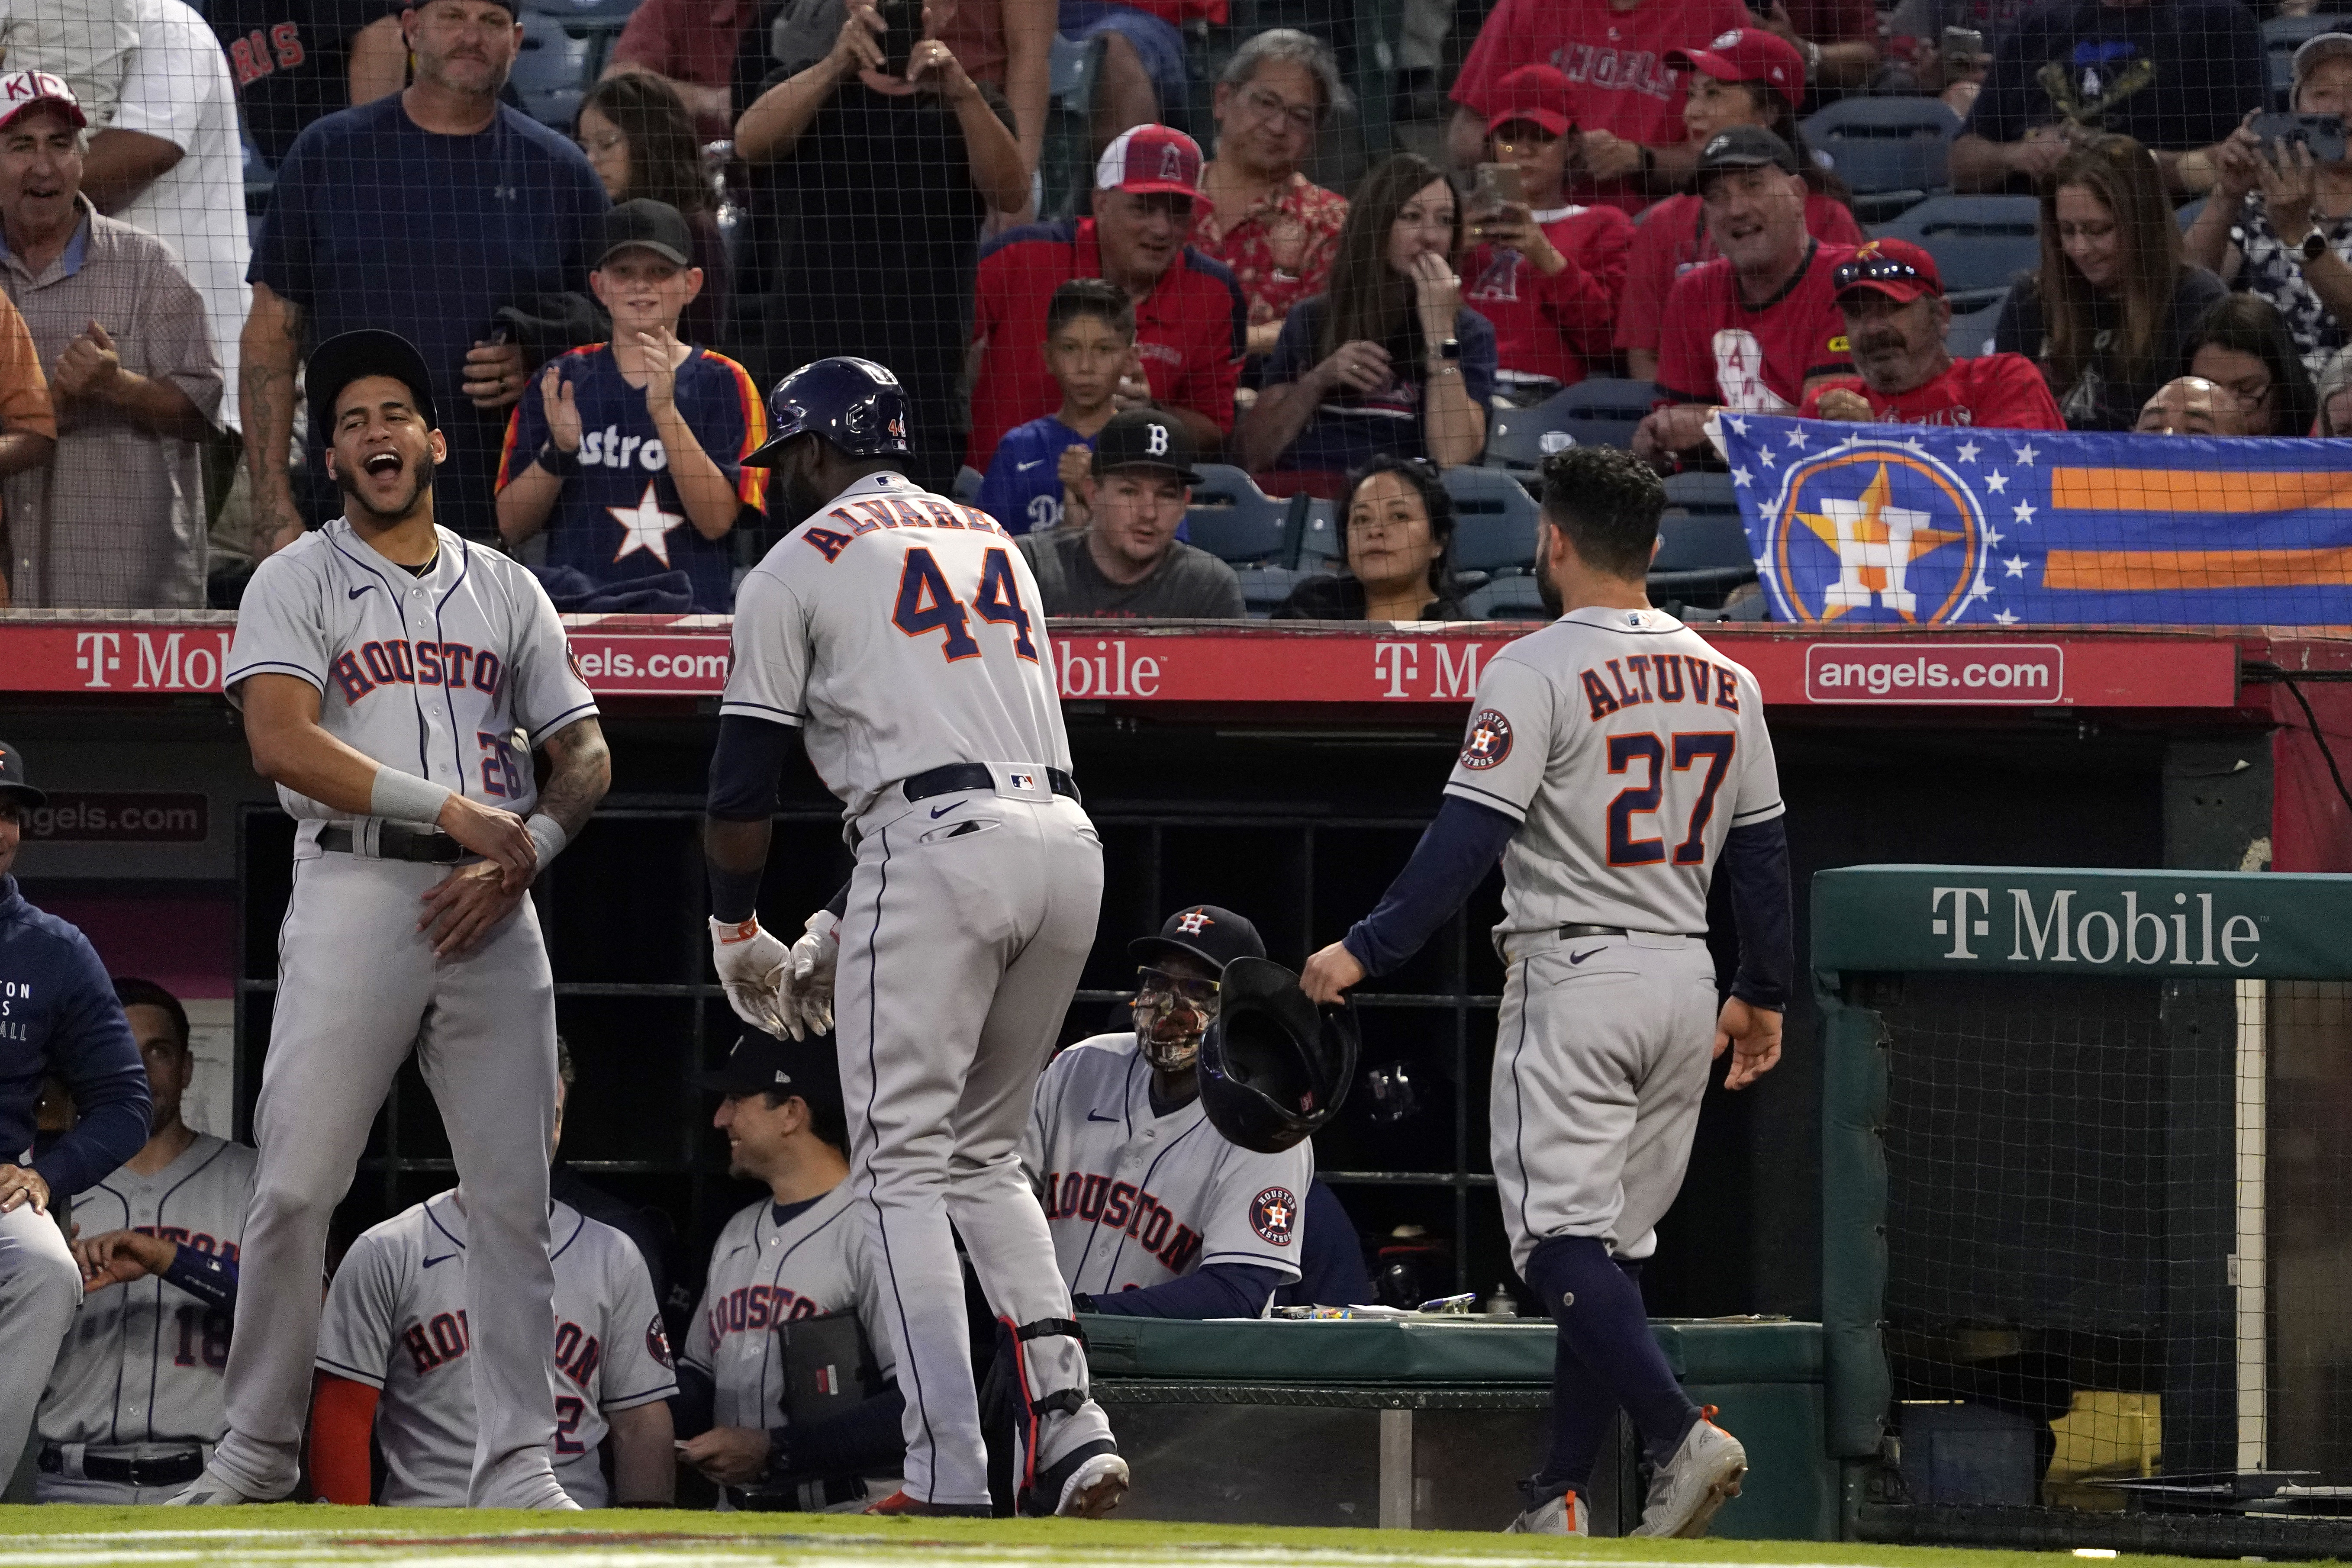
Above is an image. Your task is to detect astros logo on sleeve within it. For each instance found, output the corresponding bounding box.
[1460,710,1513,770]
[1250,1187,1297,1247]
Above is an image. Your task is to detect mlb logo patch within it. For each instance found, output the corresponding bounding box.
[1008,770,1038,792]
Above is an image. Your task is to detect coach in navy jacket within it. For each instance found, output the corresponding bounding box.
[0,740,153,1486]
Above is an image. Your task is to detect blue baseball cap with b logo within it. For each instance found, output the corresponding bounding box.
[1090,407,1201,484]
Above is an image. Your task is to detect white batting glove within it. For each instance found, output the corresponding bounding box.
[709,915,799,1040]
[786,909,840,1038]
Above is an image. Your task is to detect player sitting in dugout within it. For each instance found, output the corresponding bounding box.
[1023,905,1372,1317]
[670,1032,908,1511]
[309,1041,677,1507]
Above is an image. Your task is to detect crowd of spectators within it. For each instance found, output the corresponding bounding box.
[0,0,2343,620]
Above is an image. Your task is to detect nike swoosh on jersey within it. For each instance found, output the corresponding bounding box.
[422,1252,456,1267]
[930,800,965,819]
[348,585,375,599]
[1086,1110,1119,1123]
[1568,947,1605,965]
[1016,459,1044,471]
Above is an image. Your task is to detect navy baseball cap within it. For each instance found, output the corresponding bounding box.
[0,740,43,809]
[307,328,440,435]
[695,1030,842,1103]
[1130,905,1265,974]
[1695,125,1800,182]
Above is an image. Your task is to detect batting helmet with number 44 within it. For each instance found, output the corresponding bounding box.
[1198,957,1359,1154]
[744,355,912,465]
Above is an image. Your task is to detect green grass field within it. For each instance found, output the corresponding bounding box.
[0,1507,2275,1568]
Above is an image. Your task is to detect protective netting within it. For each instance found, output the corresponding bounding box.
[1877,972,2352,1513]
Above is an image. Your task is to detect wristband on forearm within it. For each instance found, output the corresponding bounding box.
[537,442,580,477]
[525,812,568,874]
[371,766,454,825]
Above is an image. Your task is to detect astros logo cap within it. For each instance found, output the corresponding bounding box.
[1130,904,1266,975]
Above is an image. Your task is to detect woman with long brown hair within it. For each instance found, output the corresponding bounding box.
[1991,134,2224,430]
[579,73,731,345]
[1237,153,1494,486]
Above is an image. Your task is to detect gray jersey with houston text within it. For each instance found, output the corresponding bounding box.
[720,471,1070,821]
[682,1183,896,1432]
[37,1136,257,1449]
[1442,607,1783,936]
[316,1192,676,1507]
[1022,1034,1310,1299]
[224,519,597,837]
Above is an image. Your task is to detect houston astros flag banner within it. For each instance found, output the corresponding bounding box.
[1720,415,2352,626]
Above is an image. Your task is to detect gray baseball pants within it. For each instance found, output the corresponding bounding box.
[838,787,1113,1507]
[0,1203,78,1487]
[210,847,565,1507]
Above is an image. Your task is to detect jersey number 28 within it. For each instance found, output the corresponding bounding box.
[1606,731,1734,867]
[892,547,1037,663]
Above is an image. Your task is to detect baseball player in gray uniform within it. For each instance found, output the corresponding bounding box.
[0,743,153,1495]
[184,330,614,1510]
[312,1197,675,1507]
[1303,446,1791,1541]
[673,1032,903,1510]
[36,979,256,1503]
[700,357,1124,1520]
[1022,906,1314,1319]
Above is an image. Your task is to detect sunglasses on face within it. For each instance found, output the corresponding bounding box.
[1135,966,1221,1006]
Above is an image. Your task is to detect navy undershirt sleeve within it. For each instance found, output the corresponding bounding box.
[668,1364,717,1440]
[1079,1262,1286,1320]
[1721,817,1792,1011]
[162,1246,238,1314]
[1340,796,1520,977]
[706,714,800,922]
[776,1386,908,1478]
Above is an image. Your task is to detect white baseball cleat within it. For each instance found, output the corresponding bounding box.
[1630,1408,1747,1538]
[1026,1440,1129,1519]
[1505,1489,1590,1535]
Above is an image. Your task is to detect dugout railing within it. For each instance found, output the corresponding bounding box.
[1817,864,2352,1555]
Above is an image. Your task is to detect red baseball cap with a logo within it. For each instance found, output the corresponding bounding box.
[1096,124,1203,199]
[0,71,85,135]
[1485,64,1575,136]
[1667,28,1806,108]
[1833,238,1945,305]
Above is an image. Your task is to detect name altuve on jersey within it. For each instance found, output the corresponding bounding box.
[1580,652,1746,721]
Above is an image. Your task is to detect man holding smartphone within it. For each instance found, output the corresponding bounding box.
[733,0,1029,492]
[2186,33,2352,381]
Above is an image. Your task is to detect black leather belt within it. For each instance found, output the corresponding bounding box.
[318,824,466,863]
[900,763,1080,805]
[39,1446,206,1487]
[1558,924,1629,939]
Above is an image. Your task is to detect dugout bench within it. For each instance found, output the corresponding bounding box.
[1077,1314,1837,1535]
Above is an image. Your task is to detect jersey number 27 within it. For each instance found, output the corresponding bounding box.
[892,547,1037,663]
[1606,731,1734,867]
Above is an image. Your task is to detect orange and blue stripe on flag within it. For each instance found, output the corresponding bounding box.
[1719,415,2352,627]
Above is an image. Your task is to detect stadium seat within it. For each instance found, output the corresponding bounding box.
[2176,195,2207,233]
[1875,194,2042,297]
[1947,288,2006,357]
[1444,465,1543,576]
[1041,35,1106,219]
[1183,464,1295,564]
[954,466,983,504]
[1295,495,1341,567]
[2265,14,2334,107]
[1461,573,1550,619]
[1485,386,1582,470]
[511,10,598,130]
[1662,470,1739,518]
[1649,510,1756,606]
[1545,376,1656,451]
[1803,97,1959,222]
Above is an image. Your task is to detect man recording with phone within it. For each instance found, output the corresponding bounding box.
[732,0,1028,490]
[2186,33,2352,385]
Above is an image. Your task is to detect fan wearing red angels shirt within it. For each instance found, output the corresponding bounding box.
[1637,127,1856,464]
[1444,0,1748,215]
[1460,65,1634,401]
[967,124,1245,470]
[1800,239,2065,429]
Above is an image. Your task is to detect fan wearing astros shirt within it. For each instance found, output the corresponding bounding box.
[1635,127,1858,467]
[495,199,768,613]
[1021,905,1320,1319]
[1798,240,2064,430]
